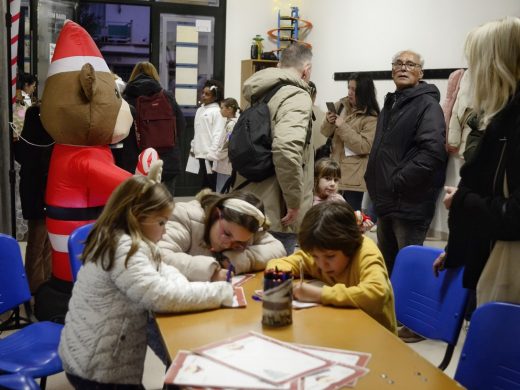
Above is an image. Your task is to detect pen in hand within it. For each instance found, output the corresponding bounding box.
[226,264,235,283]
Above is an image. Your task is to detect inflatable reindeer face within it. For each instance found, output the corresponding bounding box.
[40,20,132,146]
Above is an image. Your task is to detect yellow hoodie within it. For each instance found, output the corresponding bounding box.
[267,236,397,333]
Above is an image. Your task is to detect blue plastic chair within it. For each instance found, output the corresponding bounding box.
[391,245,469,370]
[0,234,63,390]
[0,373,40,390]
[67,223,94,282]
[0,234,32,330]
[455,302,520,390]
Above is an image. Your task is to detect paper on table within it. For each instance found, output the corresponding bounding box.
[185,155,199,174]
[165,351,292,389]
[292,300,319,309]
[231,273,255,287]
[300,363,369,390]
[295,344,371,368]
[194,332,330,384]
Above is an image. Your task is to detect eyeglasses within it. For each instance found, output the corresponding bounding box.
[391,61,421,71]
[218,219,249,251]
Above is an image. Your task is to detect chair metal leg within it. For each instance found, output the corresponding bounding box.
[438,344,455,371]
[39,376,47,390]
[0,307,32,331]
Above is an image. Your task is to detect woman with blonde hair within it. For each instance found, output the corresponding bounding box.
[442,17,520,305]
[112,61,186,196]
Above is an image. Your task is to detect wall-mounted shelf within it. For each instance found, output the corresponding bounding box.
[334,68,463,81]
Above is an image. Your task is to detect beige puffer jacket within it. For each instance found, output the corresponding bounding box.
[233,67,314,233]
[59,234,232,385]
[320,98,377,192]
[158,200,286,280]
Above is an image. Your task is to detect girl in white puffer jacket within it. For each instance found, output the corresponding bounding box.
[59,175,233,388]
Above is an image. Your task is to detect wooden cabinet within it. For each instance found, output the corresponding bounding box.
[240,59,278,108]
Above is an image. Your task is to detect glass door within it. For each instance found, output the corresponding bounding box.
[159,13,215,117]
[159,12,217,196]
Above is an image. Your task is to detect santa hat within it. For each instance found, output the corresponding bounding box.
[47,20,110,78]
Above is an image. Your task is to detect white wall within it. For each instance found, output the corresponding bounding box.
[226,0,520,108]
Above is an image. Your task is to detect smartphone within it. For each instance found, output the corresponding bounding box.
[326,102,336,114]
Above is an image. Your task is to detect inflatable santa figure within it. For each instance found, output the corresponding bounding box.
[37,20,155,321]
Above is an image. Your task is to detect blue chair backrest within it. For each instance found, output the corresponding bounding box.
[455,302,520,390]
[0,234,31,314]
[391,245,469,344]
[67,223,94,282]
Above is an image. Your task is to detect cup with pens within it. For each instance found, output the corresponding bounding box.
[262,268,293,327]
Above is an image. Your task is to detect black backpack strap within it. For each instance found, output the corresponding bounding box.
[221,170,252,194]
[337,103,344,115]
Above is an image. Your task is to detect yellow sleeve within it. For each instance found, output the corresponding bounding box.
[266,250,315,277]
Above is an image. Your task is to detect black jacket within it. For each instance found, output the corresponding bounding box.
[365,82,447,221]
[14,105,54,220]
[445,87,520,289]
[112,74,186,180]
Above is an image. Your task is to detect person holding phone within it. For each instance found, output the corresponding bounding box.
[320,73,380,211]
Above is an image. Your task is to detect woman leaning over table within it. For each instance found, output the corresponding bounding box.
[157,190,286,281]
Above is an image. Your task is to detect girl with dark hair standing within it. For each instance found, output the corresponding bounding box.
[190,79,226,191]
[320,73,380,210]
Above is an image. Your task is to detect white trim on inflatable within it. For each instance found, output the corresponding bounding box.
[48,232,70,252]
[48,56,110,77]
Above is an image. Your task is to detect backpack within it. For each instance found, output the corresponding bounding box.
[135,90,176,150]
[228,83,288,184]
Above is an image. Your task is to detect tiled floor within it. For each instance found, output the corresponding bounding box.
[4,228,462,389]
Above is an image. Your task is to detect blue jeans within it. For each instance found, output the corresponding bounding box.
[271,231,297,255]
[376,215,431,276]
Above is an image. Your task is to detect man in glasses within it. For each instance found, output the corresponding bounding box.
[365,50,447,341]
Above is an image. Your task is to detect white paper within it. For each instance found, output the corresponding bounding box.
[196,19,212,33]
[196,332,329,384]
[205,160,213,174]
[176,25,198,43]
[292,300,319,309]
[176,46,198,64]
[344,145,358,157]
[175,67,198,85]
[301,364,368,390]
[166,351,290,389]
[185,155,199,174]
[175,87,198,106]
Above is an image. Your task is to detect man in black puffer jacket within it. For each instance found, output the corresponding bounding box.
[365,50,447,276]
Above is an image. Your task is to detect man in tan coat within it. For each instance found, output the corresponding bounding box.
[234,43,314,254]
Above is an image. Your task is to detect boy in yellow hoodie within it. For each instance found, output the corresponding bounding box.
[267,202,397,333]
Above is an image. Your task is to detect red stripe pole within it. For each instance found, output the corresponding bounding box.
[10,0,21,106]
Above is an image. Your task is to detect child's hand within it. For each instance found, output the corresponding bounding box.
[361,219,374,233]
[211,267,229,282]
[293,283,322,303]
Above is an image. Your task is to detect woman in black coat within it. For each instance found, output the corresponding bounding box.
[442,17,520,297]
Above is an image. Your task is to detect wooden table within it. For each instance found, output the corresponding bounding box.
[156,274,462,390]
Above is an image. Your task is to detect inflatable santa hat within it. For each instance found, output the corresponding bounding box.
[47,20,111,78]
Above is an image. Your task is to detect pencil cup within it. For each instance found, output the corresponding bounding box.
[262,271,293,327]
